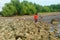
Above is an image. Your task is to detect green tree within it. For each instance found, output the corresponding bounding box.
[34,3,43,12]
[19,1,37,15]
[49,4,60,12]
[2,3,16,16]
[0,12,1,15]
[2,0,60,17]
[42,6,50,12]
[11,0,20,15]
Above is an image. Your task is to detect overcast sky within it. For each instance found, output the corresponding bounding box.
[0,0,60,11]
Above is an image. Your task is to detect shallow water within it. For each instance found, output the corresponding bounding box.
[50,22,60,35]
[41,14,60,33]
[57,24,60,32]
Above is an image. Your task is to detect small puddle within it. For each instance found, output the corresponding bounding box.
[57,24,60,33]
[50,22,60,32]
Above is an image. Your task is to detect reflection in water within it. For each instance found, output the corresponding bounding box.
[50,27,54,32]
[52,22,60,33]
[50,25,60,32]
[58,24,60,33]
[50,22,60,37]
[49,24,60,38]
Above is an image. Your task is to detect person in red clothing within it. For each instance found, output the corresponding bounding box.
[34,13,38,23]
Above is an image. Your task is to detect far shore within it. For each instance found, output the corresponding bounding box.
[0,12,60,18]
[39,12,60,16]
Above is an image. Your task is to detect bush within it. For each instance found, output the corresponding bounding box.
[2,3,16,17]
[19,1,37,15]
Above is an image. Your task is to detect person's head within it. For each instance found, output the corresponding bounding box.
[35,12,38,15]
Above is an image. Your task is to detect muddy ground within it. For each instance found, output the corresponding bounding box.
[0,12,60,40]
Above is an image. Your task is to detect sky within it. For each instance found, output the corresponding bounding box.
[0,0,60,11]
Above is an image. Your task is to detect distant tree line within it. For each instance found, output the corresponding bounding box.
[0,0,60,16]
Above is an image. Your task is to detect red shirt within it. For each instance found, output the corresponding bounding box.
[34,15,38,19]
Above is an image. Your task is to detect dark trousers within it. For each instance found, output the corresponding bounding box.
[34,19,38,22]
